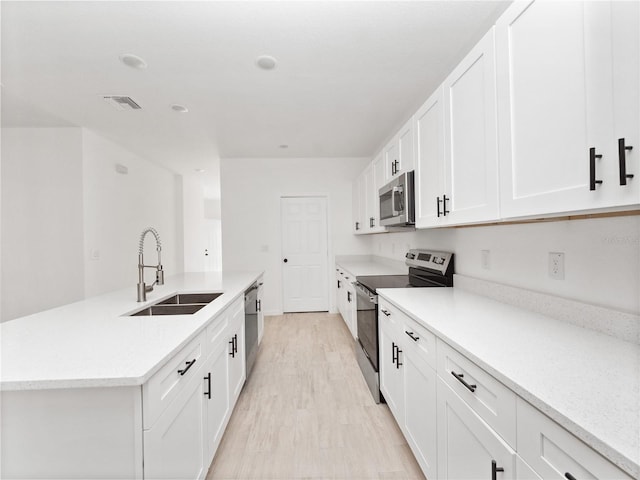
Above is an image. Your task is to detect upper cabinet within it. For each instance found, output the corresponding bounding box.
[353,157,387,235]
[416,29,499,228]
[415,87,446,228]
[496,0,639,218]
[385,117,415,180]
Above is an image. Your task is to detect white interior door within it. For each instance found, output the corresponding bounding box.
[281,196,329,313]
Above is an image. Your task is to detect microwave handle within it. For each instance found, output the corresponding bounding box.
[391,186,403,216]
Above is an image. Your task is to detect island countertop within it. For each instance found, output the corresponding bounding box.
[0,271,263,391]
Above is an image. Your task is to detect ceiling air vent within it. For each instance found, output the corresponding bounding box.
[102,95,142,111]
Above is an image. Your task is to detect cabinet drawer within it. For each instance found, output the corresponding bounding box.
[143,331,205,429]
[400,315,437,370]
[437,339,516,448]
[378,297,404,328]
[517,398,633,480]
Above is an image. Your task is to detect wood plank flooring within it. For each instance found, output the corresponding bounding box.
[206,312,426,480]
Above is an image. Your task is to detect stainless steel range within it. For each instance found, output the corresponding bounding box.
[355,249,454,403]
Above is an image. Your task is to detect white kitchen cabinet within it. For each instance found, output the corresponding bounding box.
[257,276,265,343]
[496,0,639,219]
[517,398,633,480]
[373,150,388,192]
[415,86,446,228]
[437,378,516,480]
[336,266,357,338]
[441,27,500,226]
[144,371,207,480]
[227,298,246,405]
[403,345,438,480]
[379,317,404,421]
[352,174,362,233]
[203,340,230,465]
[385,117,415,180]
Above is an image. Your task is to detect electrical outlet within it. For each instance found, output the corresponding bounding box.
[481,250,490,270]
[549,252,565,280]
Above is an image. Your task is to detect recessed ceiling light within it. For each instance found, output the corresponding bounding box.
[171,104,189,113]
[119,54,147,70]
[279,144,289,149]
[256,55,277,70]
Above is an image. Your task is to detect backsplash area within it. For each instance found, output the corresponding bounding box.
[368,215,640,316]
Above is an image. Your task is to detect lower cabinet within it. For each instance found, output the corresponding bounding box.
[436,378,515,479]
[203,341,230,463]
[144,374,207,480]
[403,349,438,480]
[335,266,357,339]
[379,321,404,420]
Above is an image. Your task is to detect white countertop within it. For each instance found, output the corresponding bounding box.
[0,271,262,391]
[378,287,640,478]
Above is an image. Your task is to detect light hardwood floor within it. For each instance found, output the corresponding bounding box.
[206,312,426,480]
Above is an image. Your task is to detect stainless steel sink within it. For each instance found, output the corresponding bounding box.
[128,291,223,316]
[131,304,207,316]
[157,293,222,305]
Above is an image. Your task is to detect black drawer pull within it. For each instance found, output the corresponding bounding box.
[405,331,419,342]
[178,359,196,376]
[451,371,476,392]
[381,309,391,317]
[564,473,577,480]
[618,138,634,185]
[436,196,442,217]
[392,342,398,365]
[491,460,504,480]
[204,372,211,399]
[589,147,603,190]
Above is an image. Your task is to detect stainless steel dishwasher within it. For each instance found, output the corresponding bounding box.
[244,283,259,379]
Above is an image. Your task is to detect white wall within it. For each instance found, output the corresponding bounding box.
[1,128,85,320]
[82,129,182,297]
[369,215,640,315]
[1,127,184,321]
[221,157,370,315]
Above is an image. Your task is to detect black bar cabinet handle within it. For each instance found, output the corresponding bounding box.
[564,473,578,480]
[178,359,196,376]
[381,309,391,317]
[337,280,341,288]
[396,348,402,369]
[355,222,360,231]
[257,299,261,312]
[451,371,477,392]
[234,334,238,354]
[443,194,450,215]
[405,331,419,342]
[229,338,235,358]
[619,138,634,185]
[347,291,352,303]
[204,372,211,399]
[392,342,398,364]
[589,147,603,190]
[491,460,504,480]
[436,196,442,217]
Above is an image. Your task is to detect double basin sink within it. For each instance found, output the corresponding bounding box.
[130,292,222,316]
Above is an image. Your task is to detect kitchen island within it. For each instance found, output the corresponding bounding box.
[1,271,263,479]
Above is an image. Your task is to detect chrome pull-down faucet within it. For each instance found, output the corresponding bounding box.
[137,227,165,302]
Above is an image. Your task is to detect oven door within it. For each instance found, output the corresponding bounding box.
[356,283,378,371]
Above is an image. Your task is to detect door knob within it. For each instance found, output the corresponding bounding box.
[283,258,288,263]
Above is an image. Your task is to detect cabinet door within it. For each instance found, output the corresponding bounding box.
[379,324,404,421]
[415,86,446,228]
[437,378,515,480]
[352,177,362,233]
[385,139,399,180]
[444,27,499,225]
[496,1,606,218]
[373,151,387,191]
[403,351,437,480]
[364,164,376,231]
[257,279,264,343]
[228,302,245,404]
[203,342,230,465]
[397,117,415,175]
[610,0,639,207]
[345,281,357,339]
[144,374,206,480]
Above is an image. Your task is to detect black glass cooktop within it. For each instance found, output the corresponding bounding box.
[356,275,413,294]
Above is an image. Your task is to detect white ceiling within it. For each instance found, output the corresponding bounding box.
[1,1,510,180]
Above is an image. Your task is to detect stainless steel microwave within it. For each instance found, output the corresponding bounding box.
[379,171,415,227]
